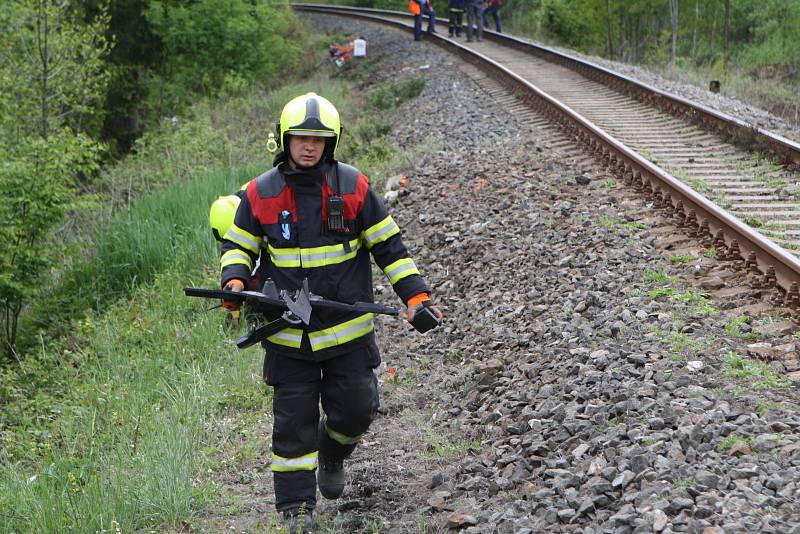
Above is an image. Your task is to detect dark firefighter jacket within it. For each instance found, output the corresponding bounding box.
[220,161,428,361]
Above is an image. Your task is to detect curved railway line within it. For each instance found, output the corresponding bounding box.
[296,3,800,316]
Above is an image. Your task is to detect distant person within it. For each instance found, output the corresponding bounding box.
[409,0,436,41]
[483,0,501,32]
[465,0,484,42]
[448,0,465,38]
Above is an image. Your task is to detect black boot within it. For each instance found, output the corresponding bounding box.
[283,507,313,534]
[317,452,345,499]
[317,420,346,499]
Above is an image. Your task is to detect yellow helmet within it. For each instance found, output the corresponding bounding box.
[278,92,342,159]
[209,194,241,241]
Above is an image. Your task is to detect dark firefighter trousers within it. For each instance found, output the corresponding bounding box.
[263,342,381,512]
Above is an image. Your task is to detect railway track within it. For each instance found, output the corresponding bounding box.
[294,3,800,313]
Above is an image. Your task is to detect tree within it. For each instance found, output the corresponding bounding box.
[723,0,730,55]
[0,1,110,360]
[668,0,679,63]
[606,0,614,58]
[145,0,302,115]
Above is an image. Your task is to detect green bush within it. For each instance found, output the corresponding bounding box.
[146,0,304,114]
[368,75,426,110]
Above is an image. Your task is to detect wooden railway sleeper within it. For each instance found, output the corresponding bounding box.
[786,282,800,310]
[713,230,728,253]
[653,190,664,207]
[699,220,713,246]
[675,201,686,226]
[656,189,668,208]
[744,252,760,275]
[641,179,652,198]
[685,211,698,235]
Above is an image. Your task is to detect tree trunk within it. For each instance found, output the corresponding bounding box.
[36,0,50,140]
[692,0,698,57]
[606,0,614,58]
[669,0,679,64]
[723,0,730,56]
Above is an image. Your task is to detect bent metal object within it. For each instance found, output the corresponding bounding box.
[184,280,399,349]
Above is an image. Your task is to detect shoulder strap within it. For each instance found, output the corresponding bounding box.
[255,167,285,198]
[334,162,361,195]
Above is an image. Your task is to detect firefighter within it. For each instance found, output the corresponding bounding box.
[218,92,442,532]
[409,0,436,41]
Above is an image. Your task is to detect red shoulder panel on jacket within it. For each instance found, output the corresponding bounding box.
[247,178,296,224]
[342,173,369,219]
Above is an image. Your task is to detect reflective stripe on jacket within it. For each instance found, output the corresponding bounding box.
[220,161,428,361]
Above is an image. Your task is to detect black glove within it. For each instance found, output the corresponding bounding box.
[406,293,443,333]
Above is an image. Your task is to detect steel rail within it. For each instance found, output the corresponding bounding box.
[295,4,800,167]
[293,4,800,302]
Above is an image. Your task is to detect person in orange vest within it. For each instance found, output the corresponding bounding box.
[409,0,436,41]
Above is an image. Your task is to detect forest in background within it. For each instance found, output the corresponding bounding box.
[327,0,800,123]
[0,0,303,363]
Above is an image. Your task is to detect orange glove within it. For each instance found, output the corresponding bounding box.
[406,293,443,333]
[221,279,245,311]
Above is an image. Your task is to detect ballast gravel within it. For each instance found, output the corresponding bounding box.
[301,14,800,533]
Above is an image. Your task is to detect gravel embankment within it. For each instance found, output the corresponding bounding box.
[297,15,800,533]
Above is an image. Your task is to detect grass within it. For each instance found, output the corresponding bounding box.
[665,166,710,194]
[643,268,674,284]
[743,216,766,228]
[650,324,706,357]
[1,158,278,532]
[598,213,621,229]
[642,263,717,316]
[420,416,480,461]
[673,291,718,317]
[670,254,695,265]
[724,316,751,337]
[367,75,426,110]
[0,266,270,532]
[722,351,791,389]
[444,348,463,364]
[1,32,430,531]
[604,416,621,429]
[717,434,753,453]
[648,287,674,299]
[623,221,647,231]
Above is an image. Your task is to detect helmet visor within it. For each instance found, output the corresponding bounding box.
[286,130,336,137]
